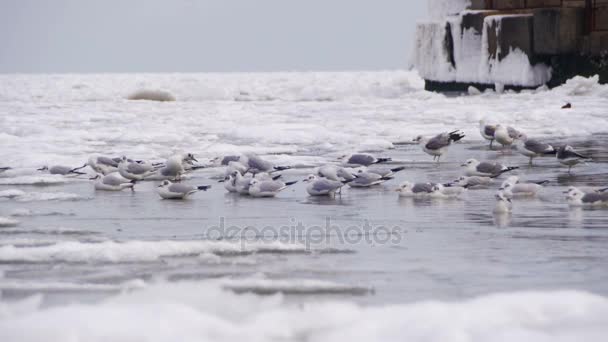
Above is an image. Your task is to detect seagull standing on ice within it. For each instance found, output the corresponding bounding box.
[303,174,350,196]
[157,180,211,200]
[461,159,518,178]
[317,165,358,181]
[479,120,496,148]
[556,145,590,174]
[493,125,520,151]
[514,134,556,165]
[413,130,465,162]
[396,181,462,198]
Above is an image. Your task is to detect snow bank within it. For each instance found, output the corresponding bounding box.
[554,75,608,97]
[0,282,607,342]
[428,0,471,20]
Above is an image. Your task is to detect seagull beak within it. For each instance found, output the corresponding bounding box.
[499,188,505,191]
[460,163,467,167]
[562,190,570,194]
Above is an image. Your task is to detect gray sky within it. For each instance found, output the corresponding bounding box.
[0,0,426,73]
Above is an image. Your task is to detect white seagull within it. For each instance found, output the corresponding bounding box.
[499,176,547,198]
[461,159,518,178]
[248,178,297,198]
[493,191,513,214]
[157,180,211,200]
[303,174,350,197]
[565,187,608,207]
[493,124,520,151]
[92,173,136,191]
[342,153,392,167]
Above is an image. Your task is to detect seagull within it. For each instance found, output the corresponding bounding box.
[499,176,547,198]
[0,167,10,173]
[461,159,518,178]
[248,178,297,198]
[493,125,520,151]
[229,171,281,195]
[514,134,556,165]
[565,186,608,207]
[479,120,496,148]
[413,130,465,162]
[396,182,454,198]
[342,153,392,167]
[450,175,493,189]
[317,165,358,181]
[348,171,392,188]
[118,157,156,180]
[150,154,197,181]
[556,145,590,174]
[244,153,291,174]
[37,165,86,176]
[493,191,513,214]
[157,180,211,200]
[87,155,122,175]
[92,173,136,191]
[365,166,406,179]
[303,174,350,196]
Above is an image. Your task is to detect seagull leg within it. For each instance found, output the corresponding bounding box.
[489,140,494,149]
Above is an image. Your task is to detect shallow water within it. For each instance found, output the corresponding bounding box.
[1,72,608,340]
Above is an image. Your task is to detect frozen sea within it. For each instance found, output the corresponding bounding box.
[1,71,608,341]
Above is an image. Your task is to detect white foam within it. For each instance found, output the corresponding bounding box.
[0,279,146,292]
[221,278,372,295]
[0,175,70,186]
[0,282,606,341]
[0,189,83,202]
[0,240,308,263]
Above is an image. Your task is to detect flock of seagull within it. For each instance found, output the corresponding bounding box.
[1,119,606,214]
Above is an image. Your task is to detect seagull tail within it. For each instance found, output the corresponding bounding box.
[272,174,283,181]
[197,185,212,191]
[598,187,608,193]
[342,179,356,184]
[274,166,292,172]
[534,180,550,185]
[69,170,87,175]
[390,166,406,173]
[130,179,138,184]
[285,181,298,187]
[375,158,392,164]
[71,163,88,172]
[543,149,557,155]
[449,131,466,143]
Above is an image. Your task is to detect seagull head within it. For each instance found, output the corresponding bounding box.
[158,180,172,188]
[396,181,413,193]
[303,174,317,183]
[461,158,479,168]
